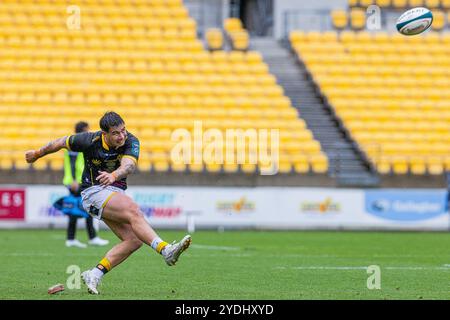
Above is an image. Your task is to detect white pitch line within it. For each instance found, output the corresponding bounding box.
[275,266,367,270]
[275,266,450,271]
[190,244,241,251]
[0,252,105,257]
[0,252,55,257]
[385,267,450,270]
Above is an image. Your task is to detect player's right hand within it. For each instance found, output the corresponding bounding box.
[25,150,40,163]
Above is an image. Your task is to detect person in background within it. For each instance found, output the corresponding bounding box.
[26,112,191,295]
[63,121,109,248]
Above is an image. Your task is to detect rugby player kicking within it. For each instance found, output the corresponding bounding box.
[25,112,192,295]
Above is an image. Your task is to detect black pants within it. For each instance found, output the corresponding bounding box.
[67,214,97,240]
[66,188,97,240]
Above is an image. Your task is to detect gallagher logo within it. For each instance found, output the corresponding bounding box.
[216,197,255,214]
[300,198,341,214]
[370,199,390,212]
[365,190,446,221]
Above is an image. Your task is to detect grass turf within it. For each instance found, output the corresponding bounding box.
[0,229,449,300]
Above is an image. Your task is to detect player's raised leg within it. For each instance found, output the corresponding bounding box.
[81,219,142,295]
[102,192,191,266]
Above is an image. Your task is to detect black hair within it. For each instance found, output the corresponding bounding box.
[75,121,89,133]
[99,111,125,132]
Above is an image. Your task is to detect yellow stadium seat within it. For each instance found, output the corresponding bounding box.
[205,28,224,51]
[311,155,329,174]
[293,161,309,173]
[0,158,13,170]
[409,157,426,175]
[138,158,152,172]
[224,18,243,33]
[231,32,249,51]
[189,163,204,173]
[223,163,238,173]
[339,30,357,43]
[245,51,263,64]
[431,10,446,31]
[427,157,444,175]
[392,0,408,7]
[424,0,440,8]
[240,163,255,173]
[375,156,391,174]
[153,160,169,172]
[359,0,376,6]
[32,160,49,171]
[289,31,306,44]
[14,157,30,170]
[376,0,391,7]
[408,0,424,6]
[278,162,292,174]
[171,162,187,172]
[49,158,63,171]
[350,9,366,30]
[331,10,348,30]
[442,0,450,8]
[391,156,408,174]
[444,157,450,171]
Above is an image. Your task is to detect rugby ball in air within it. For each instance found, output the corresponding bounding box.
[396,7,433,36]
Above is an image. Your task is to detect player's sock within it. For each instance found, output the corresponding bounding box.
[151,237,169,255]
[91,257,111,278]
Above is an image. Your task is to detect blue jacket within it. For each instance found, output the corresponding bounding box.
[53,195,89,218]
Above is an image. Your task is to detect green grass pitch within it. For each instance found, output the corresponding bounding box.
[0,229,449,299]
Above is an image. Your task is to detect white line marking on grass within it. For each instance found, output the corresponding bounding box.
[190,244,241,251]
[372,254,449,259]
[188,253,253,258]
[271,254,339,258]
[0,252,106,257]
[0,252,55,257]
[275,265,450,271]
[385,266,450,270]
[275,266,367,270]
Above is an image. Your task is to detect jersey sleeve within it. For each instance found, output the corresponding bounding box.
[123,135,140,163]
[66,132,94,152]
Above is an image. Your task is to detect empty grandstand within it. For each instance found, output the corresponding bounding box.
[0,0,327,178]
[291,30,450,176]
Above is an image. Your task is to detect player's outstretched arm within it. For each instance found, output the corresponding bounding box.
[97,157,137,186]
[25,136,68,163]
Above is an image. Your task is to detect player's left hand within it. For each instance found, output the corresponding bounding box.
[97,171,116,186]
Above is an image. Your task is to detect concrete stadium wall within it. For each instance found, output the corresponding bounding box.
[184,0,229,36]
[0,169,445,188]
[184,0,348,39]
[0,169,335,187]
[274,0,347,38]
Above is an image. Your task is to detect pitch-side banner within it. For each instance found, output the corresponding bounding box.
[0,188,25,221]
[11,186,450,230]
